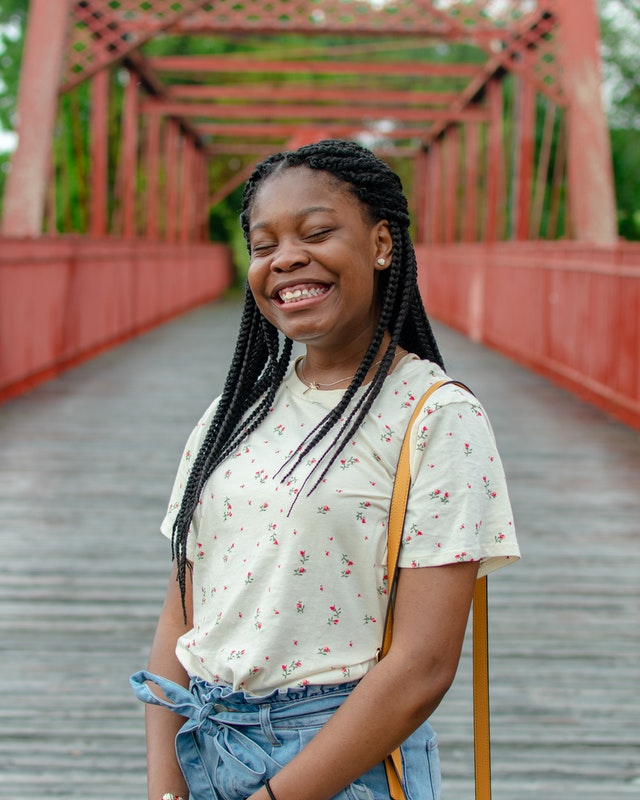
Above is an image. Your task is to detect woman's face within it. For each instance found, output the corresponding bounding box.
[247,166,391,357]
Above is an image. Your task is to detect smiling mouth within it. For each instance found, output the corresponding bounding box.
[277,284,330,305]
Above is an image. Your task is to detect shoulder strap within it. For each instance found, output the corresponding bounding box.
[381,380,491,800]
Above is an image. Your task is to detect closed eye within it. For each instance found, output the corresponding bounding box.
[251,242,276,256]
[304,228,333,242]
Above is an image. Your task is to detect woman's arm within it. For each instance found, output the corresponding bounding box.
[248,560,479,800]
[145,562,193,800]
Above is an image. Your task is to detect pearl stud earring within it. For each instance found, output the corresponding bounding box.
[376,258,386,266]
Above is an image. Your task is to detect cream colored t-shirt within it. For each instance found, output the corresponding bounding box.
[161,355,519,694]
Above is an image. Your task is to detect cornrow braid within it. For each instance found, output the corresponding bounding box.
[172,138,444,616]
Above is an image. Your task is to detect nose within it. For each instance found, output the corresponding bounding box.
[270,239,310,273]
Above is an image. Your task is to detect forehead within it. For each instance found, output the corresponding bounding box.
[250,166,362,222]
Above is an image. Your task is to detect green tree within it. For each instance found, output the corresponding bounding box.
[599,0,640,239]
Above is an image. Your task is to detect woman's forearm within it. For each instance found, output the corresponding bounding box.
[145,565,193,800]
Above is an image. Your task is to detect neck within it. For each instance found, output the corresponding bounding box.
[298,339,406,392]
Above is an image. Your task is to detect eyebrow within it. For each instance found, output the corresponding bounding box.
[249,205,336,233]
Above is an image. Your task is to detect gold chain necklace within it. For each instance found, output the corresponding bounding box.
[299,357,383,394]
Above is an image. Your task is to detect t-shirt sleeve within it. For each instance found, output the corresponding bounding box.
[399,386,520,577]
[160,398,220,561]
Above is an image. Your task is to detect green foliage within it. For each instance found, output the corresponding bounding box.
[599,0,640,239]
[0,0,28,131]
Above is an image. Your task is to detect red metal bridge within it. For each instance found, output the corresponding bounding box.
[1,0,639,431]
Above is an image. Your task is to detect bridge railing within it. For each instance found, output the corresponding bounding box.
[417,240,640,431]
[0,236,233,402]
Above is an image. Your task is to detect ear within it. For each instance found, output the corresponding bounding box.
[373,220,393,271]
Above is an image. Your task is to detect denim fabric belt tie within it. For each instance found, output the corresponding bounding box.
[129,670,356,800]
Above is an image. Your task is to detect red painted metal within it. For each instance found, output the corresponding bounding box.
[514,68,536,241]
[165,121,179,243]
[144,112,161,240]
[121,74,139,239]
[443,128,459,245]
[485,78,503,243]
[148,56,479,78]
[416,241,640,431]
[0,237,233,403]
[555,0,617,242]
[463,122,479,243]
[1,0,70,236]
[90,69,109,236]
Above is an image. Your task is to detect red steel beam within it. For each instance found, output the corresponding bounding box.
[196,122,435,140]
[485,77,503,243]
[121,74,139,239]
[169,84,459,107]
[463,121,479,243]
[149,56,479,78]
[514,66,536,241]
[90,68,109,236]
[144,113,161,240]
[443,128,459,244]
[141,100,489,124]
[556,0,617,242]
[1,0,71,236]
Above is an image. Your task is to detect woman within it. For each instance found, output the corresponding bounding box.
[131,139,520,800]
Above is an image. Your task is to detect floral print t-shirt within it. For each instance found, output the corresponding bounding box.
[161,355,520,694]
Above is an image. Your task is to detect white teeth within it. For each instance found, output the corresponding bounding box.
[279,286,326,303]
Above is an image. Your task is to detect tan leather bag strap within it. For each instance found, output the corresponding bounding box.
[381,380,491,800]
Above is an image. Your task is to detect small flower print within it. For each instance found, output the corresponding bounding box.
[281,660,303,678]
[400,392,416,409]
[293,550,309,576]
[380,425,394,443]
[196,542,205,559]
[254,608,262,630]
[296,601,305,614]
[483,476,497,499]
[455,552,468,562]
[317,646,331,655]
[274,424,286,436]
[185,450,192,461]
[227,649,246,661]
[363,615,377,624]
[327,605,342,625]
[429,489,450,504]
[317,505,330,514]
[245,571,254,585]
[223,497,232,520]
[464,442,473,456]
[339,456,360,470]
[356,501,370,523]
[495,532,505,543]
[341,554,354,577]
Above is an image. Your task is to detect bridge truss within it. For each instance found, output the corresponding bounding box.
[2,0,616,247]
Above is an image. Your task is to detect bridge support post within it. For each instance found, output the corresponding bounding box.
[1,0,70,237]
[556,0,617,243]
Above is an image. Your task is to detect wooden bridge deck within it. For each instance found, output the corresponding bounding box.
[1,299,639,799]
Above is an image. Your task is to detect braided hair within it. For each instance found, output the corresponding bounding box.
[172,138,444,615]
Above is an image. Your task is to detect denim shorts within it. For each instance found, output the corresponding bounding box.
[130,670,441,800]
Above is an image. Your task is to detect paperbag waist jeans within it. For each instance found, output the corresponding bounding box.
[130,670,441,800]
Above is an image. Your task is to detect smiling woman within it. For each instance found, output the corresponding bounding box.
[130,139,519,800]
